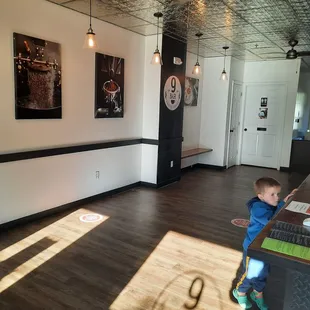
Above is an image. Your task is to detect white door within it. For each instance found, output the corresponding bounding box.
[227,83,242,168]
[241,84,286,169]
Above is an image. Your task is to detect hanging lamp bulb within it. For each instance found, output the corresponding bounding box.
[220,46,229,81]
[220,69,228,81]
[83,0,98,49]
[151,12,163,65]
[193,61,201,75]
[192,32,203,75]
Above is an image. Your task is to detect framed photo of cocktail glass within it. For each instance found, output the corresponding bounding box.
[95,52,124,118]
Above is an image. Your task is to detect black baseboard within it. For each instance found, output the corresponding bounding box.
[181,165,198,173]
[241,164,278,170]
[195,163,226,170]
[280,166,291,172]
[140,181,157,188]
[0,182,140,231]
[156,176,181,188]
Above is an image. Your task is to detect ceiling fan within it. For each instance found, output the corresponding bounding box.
[286,39,310,59]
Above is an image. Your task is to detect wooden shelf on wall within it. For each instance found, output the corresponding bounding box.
[181,148,213,159]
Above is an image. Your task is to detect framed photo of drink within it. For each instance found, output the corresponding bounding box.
[95,52,124,118]
[13,32,62,119]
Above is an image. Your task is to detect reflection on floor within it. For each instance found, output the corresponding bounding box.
[0,208,108,293]
[111,230,241,310]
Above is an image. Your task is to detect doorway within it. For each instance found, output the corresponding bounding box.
[227,82,242,168]
[240,84,286,169]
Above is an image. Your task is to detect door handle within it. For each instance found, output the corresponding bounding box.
[257,127,267,131]
[244,128,247,131]
[230,129,234,133]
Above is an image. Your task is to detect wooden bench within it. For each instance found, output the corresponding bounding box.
[181,147,213,159]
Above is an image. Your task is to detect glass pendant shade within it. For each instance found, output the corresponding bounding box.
[192,32,203,75]
[220,46,229,81]
[151,49,163,65]
[83,28,98,49]
[83,0,98,49]
[151,12,163,65]
[220,69,228,81]
[192,61,201,75]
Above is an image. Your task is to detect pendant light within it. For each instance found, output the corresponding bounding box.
[220,46,229,81]
[83,0,98,49]
[151,12,163,65]
[192,32,203,75]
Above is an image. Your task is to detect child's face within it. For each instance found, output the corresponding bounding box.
[258,186,281,206]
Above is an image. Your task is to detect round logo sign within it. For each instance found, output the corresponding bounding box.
[231,218,250,228]
[164,75,182,111]
[79,213,103,223]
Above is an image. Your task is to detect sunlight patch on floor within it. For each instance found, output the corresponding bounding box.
[0,208,108,293]
[110,231,242,310]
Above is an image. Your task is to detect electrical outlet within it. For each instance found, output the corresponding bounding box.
[95,171,100,179]
[170,161,174,168]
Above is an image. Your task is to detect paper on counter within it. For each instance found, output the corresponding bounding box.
[286,201,310,215]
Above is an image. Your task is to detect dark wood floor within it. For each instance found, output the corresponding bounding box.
[0,166,306,309]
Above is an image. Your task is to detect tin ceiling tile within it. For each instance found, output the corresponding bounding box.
[47,0,70,3]
[101,14,149,28]
[296,45,310,52]
[239,6,294,24]
[113,0,160,11]
[96,0,161,11]
[214,24,259,37]
[127,24,160,36]
[63,0,120,17]
[241,41,275,49]
[225,0,277,10]
[188,45,223,58]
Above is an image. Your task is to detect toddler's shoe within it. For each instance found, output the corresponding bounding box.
[250,291,268,310]
[233,289,252,309]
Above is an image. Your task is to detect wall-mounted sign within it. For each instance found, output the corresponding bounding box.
[261,97,268,107]
[164,75,182,111]
[173,57,183,65]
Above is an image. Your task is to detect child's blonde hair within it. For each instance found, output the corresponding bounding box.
[254,177,281,195]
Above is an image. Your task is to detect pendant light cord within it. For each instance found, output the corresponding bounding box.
[89,0,92,29]
[156,16,159,49]
[197,37,200,62]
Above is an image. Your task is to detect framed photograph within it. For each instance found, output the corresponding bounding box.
[13,33,61,119]
[184,76,199,106]
[95,53,124,118]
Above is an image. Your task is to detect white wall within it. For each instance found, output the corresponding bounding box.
[242,59,301,167]
[0,146,141,224]
[182,52,204,150]
[0,0,145,223]
[199,56,232,166]
[142,35,162,140]
[181,52,205,168]
[140,35,162,183]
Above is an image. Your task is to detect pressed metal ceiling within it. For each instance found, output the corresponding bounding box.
[48,0,310,65]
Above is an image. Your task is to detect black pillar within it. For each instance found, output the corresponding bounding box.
[157,34,187,187]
